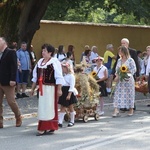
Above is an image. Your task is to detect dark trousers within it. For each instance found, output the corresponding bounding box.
[148,73,150,93]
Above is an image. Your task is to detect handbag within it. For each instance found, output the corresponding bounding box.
[96,66,107,97]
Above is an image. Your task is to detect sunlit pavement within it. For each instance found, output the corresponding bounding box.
[1,92,150,150]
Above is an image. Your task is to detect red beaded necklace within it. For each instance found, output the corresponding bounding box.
[40,57,51,66]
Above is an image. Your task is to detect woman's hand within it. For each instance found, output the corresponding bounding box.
[30,89,34,96]
[10,81,16,86]
[66,95,71,100]
[114,74,119,82]
[57,84,62,97]
[30,82,36,96]
[66,92,72,100]
[97,78,101,83]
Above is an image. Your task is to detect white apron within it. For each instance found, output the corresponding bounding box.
[38,85,55,120]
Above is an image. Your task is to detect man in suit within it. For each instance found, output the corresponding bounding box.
[112,38,139,77]
[0,37,22,128]
[121,38,139,77]
[112,38,139,111]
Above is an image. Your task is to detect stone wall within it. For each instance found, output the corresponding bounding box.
[32,20,150,63]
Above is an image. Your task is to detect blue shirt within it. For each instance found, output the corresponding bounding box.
[16,49,31,70]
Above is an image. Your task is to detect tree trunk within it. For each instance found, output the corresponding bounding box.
[0,0,51,47]
[18,0,51,47]
[0,0,21,43]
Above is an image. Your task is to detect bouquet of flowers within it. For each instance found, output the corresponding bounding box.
[117,65,130,82]
[90,71,99,80]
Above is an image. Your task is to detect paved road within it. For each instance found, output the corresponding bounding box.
[3,91,150,119]
[1,92,150,150]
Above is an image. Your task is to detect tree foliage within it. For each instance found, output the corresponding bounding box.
[44,0,150,25]
[105,0,150,24]
[0,0,51,46]
[43,0,105,22]
[0,0,150,48]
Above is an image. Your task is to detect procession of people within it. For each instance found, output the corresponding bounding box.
[0,36,150,136]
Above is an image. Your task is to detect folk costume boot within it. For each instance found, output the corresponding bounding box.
[58,112,65,128]
[16,115,22,127]
[0,122,3,128]
[68,111,75,127]
[0,115,3,128]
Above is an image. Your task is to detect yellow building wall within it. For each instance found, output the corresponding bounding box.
[32,20,150,63]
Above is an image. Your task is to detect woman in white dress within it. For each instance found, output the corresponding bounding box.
[113,46,136,117]
[31,44,64,136]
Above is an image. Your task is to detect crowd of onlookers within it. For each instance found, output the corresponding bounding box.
[9,39,150,113]
[8,42,37,99]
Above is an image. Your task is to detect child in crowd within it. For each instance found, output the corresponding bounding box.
[62,51,74,73]
[58,63,77,127]
[93,56,108,115]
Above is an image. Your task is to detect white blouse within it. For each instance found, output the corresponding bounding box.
[54,53,66,62]
[63,73,75,92]
[93,65,108,79]
[32,57,65,85]
[146,56,150,75]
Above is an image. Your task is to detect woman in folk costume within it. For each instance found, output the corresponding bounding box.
[30,44,64,136]
[58,62,77,127]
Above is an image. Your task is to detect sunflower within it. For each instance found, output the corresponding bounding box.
[120,65,128,73]
[117,65,130,82]
[91,71,97,77]
[90,71,99,80]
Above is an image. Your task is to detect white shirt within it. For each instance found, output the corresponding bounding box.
[90,51,99,62]
[146,56,150,75]
[54,53,66,62]
[138,57,145,75]
[93,65,108,79]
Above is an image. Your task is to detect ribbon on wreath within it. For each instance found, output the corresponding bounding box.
[38,77,43,96]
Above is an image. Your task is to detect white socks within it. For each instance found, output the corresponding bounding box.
[106,88,111,93]
[70,112,75,123]
[58,112,66,124]
[59,111,75,124]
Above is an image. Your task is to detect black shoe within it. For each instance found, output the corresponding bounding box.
[22,93,29,98]
[120,108,129,111]
[58,124,62,128]
[16,93,23,99]
[107,92,111,95]
[48,130,55,133]
[68,122,74,127]
[147,104,150,107]
[36,131,47,136]
[133,103,136,110]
